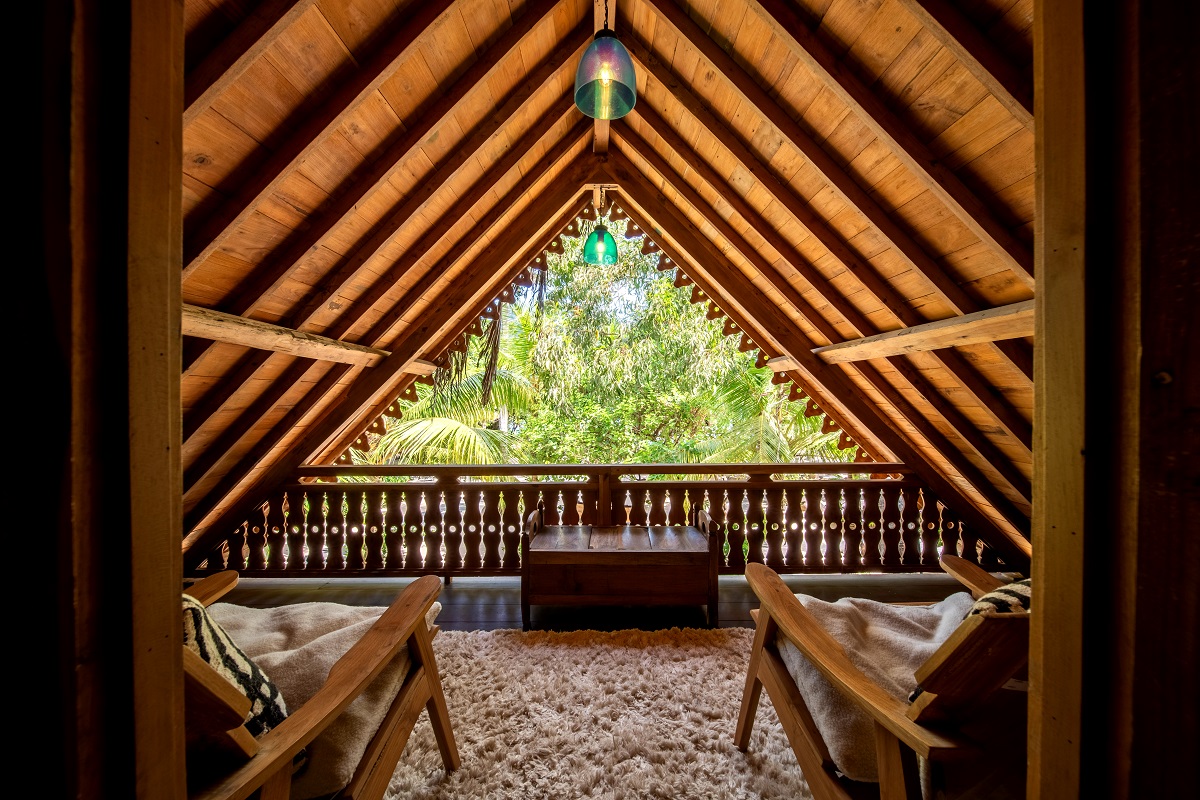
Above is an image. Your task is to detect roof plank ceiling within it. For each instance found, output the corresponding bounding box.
[179,0,1036,568]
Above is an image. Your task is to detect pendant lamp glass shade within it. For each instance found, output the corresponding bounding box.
[582,224,618,265]
[573,30,636,120]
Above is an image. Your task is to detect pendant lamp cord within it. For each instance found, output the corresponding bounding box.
[604,0,609,30]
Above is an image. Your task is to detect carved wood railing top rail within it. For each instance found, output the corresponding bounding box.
[190,464,1007,578]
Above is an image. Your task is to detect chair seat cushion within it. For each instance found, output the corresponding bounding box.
[208,600,441,799]
[775,591,974,783]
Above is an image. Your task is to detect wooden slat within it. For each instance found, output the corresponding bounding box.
[624,105,1033,449]
[746,0,1034,288]
[614,130,1032,505]
[183,570,240,606]
[183,167,593,557]
[183,0,458,274]
[608,159,1030,563]
[621,29,1035,387]
[352,116,590,350]
[182,129,589,514]
[183,647,257,754]
[813,300,1035,363]
[182,100,580,446]
[181,0,579,330]
[182,303,389,366]
[183,0,318,127]
[893,0,1032,129]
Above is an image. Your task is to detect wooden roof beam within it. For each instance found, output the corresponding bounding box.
[624,105,1032,449]
[182,0,460,274]
[813,300,1036,364]
[182,99,583,443]
[765,356,801,372]
[184,176,593,557]
[181,143,590,532]
[604,187,887,462]
[184,0,318,127]
[745,0,1034,287]
[608,166,1029,564]
[180,0,568,277]
[183,120,589,506]
[893,0,1033,129]
[189,16,589,349]
[352,121,592,351]
[181,303,388,367]
[182,120,589,504]
[608,137,1031,506]
[296,107,585,342]
[620,26,1034,384]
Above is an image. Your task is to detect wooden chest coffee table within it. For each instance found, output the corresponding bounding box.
[521,524,719,630]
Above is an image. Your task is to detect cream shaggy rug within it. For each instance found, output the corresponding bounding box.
[384,626,813,800]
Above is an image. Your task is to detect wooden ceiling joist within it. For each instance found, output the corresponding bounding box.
[336,202,595,465]
[182,123,591,516]
[620,26,1035,388]
[181,1,585,354]
[177,0,1042,576]
[611,127,1032,503]
[813,300,1037,364]
[608,167,1030,562]
[892,0,1034,129]
[183,0,460,273]
[745,0,1035,288]
[183,105,585,446]
[766,355,801,373]
[185,175,594,553]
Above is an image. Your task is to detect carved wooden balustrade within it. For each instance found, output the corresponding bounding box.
[189,464,1002,578]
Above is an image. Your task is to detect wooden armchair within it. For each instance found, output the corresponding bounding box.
[183,572,459,800]
[734,557,1029,800]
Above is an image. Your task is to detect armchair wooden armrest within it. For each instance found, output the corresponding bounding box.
[185,570,240,606]
[939,555,1008,599]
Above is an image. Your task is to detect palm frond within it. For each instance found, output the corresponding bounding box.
[371,417,516,465]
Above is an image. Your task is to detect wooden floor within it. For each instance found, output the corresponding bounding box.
[218,571,972,631]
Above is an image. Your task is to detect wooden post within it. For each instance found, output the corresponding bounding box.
[1036,0,1199,797]
[596,470,613,526]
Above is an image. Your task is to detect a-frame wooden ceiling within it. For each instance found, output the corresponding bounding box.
[181,0,1036,570]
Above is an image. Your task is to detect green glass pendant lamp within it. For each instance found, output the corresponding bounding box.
[582,222,618,265]
[573,0,636,121]
[583,186,619,265]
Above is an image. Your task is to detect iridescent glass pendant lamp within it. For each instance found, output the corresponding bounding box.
[573,1,636,120]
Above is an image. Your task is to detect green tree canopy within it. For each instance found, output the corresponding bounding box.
[355,218,853,470]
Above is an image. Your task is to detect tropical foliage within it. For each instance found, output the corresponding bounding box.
[352,219,853,470]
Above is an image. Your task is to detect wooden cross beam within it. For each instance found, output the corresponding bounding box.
[813,301,1036,364]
